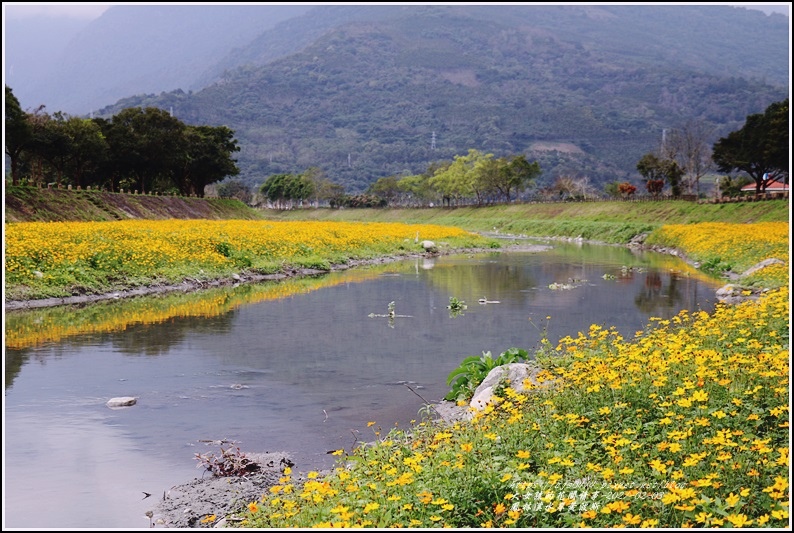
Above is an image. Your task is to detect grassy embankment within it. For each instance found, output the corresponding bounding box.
[4,190,790,527]
[258,200,789,244]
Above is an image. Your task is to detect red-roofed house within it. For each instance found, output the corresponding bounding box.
[741,175,789,196]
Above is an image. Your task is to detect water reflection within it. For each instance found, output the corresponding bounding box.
[3,245,722,528]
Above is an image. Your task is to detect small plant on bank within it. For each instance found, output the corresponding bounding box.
[195,445,261,477]
[444,347,529,401]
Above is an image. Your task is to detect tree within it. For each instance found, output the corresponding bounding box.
[367,175,401,206]
[712,99,789,194]
[665,120,714,196]
[618,182,637,198]
[179,125,240,197]
[302,166,331,206]
[259,173,314,209]
[429,149,493,205]
[25,110,72,186]
[5,86,32,186]
[716,175,753,198]
[397,173,435,206]
[495,155,541,202]
[61,116,109,189]
[546,175,598,200]
[216,179,252,204]
[104,107,187,194]
[636,153,684,197]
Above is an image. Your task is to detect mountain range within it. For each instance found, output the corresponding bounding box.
[4,4,790,193]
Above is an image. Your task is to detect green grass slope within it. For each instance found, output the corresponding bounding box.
[4,186,265,223]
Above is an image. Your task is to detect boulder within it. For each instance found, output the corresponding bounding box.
[741,257,785,277]
[106,396,137,408]
[421,240,437,252]
[469,363,544,412]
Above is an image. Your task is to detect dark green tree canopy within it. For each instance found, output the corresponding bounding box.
[4,94,241,196]
[5,85,33,185]
[712,99,789,193]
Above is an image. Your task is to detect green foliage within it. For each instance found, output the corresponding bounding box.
[636,153,684,197]
[699,256,733,276]
[214,241,253,268]
[444,348,529,401]
[4,85,32,186]
[716,175,753,198]
[216,179,253,204]
[446,296,467,311]
[260,173,315,208]
[446,296,467,317]
[5,102,240,196]
[712,98,789,193]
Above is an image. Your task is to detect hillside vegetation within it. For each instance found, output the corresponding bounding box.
[91,5,787,192]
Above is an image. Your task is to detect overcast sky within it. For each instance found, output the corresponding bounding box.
[3,2,791,20]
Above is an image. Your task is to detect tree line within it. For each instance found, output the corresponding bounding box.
[633,99,789,199]
[5,86,240,197]
[252,149,542,209]
[7,82,786,205]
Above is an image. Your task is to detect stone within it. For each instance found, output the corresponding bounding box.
[106,396,137,408]
[421,240,436,251]
[741,258,784,277]
[469,363,544,412]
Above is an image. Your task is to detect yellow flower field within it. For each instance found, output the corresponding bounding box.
[4,219,490,299]
[645,222,789,287]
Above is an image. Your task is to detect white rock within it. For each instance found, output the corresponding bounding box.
[106,396,137,408]
[470,363,543,412]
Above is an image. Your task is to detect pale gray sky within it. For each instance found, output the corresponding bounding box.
[3,2,790,20]
[4,3,112,19]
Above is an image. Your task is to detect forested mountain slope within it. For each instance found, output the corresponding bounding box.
[96,5,788,192]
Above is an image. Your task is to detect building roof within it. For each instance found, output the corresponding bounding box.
[740,176,789,192]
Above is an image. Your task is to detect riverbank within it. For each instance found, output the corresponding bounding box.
[150,401,471,528]
[4,242,552,312]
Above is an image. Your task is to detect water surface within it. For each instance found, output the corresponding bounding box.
[3,243,720,528]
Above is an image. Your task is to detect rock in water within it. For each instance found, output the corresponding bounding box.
[106,396,137,408]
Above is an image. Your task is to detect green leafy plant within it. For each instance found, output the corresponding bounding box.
[700,256,733,275]
[444,347,529,401]
[446,296,467,317]
[446,296,467,311]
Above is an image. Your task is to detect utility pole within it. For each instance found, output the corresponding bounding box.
[431,131,436,150]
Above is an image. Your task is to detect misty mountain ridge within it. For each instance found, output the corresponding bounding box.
[5,4,789,193]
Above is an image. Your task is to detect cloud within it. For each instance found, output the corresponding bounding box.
[4,3,111,20]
